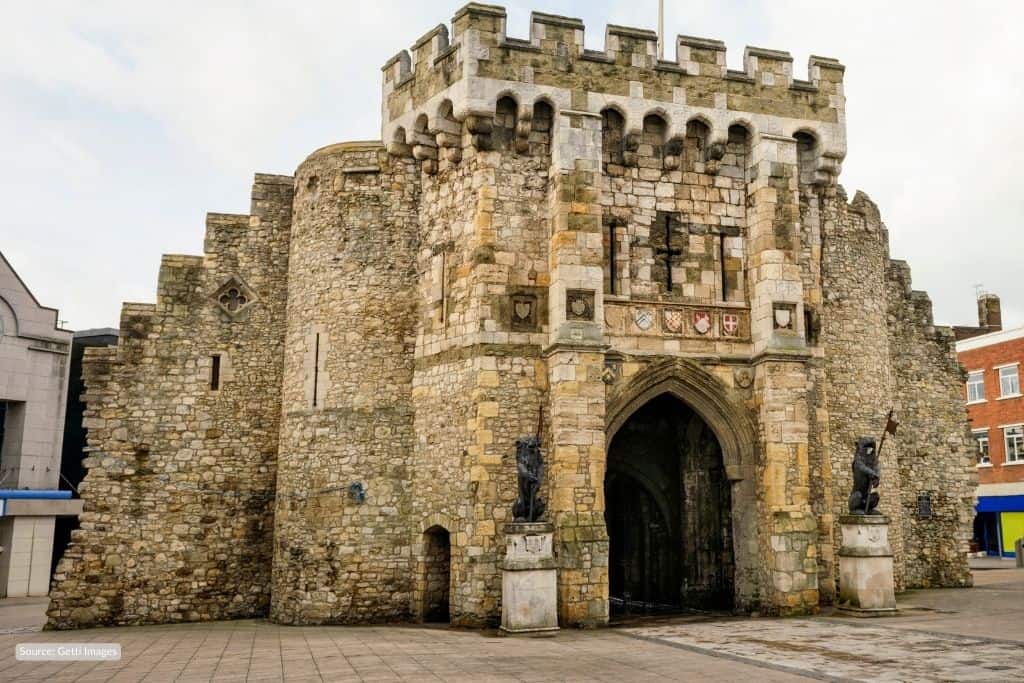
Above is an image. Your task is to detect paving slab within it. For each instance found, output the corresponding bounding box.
[1,569,1021,682]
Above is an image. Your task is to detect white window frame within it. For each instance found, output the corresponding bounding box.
[966,370,986,404]
[996,363,1021,399]
[1004,425,1024,464]
[973,429,991,466]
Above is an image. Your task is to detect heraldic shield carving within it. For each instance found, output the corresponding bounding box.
[692,310,712,335]
[722,313,739,336]
[634,308,654,331]
[663,308,684,334]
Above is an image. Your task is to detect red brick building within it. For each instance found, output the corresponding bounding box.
[956,298,1024,558]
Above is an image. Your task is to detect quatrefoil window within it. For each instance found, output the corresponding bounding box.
[213,276,256,318]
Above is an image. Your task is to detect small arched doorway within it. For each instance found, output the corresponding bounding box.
[421,526,451,622]
[605,393,734,614]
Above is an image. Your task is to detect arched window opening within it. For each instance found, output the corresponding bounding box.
[530,100,554,158]
[685,119,710,168]
[723,124,750,180]
[493,96,518,152]
[413,113,430,141]
[794,131,818,186]
[641,113,668,168]
[601,108,626,169]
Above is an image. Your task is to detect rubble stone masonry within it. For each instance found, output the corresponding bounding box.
[47,4,974,628]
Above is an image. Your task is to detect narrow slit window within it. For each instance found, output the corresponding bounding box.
[312,333,320,408]
[607,222,618,295]
[210,355,221,391]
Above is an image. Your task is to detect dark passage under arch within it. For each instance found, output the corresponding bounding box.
[421,526,451,622]
[605,393,734,614]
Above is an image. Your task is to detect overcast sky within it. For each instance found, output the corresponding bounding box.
[2,1,1021,331]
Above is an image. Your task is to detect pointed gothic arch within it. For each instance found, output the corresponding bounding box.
[603,357,762,612]
[606,358,757,482]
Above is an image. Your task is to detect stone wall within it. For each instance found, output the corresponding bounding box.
[271,144,421,625]
[820,189,906,590]
[409,118,551,626]
[47,175,294,628]
[886,261,975,587]
[45,2,977,631]
[821,188,975,592]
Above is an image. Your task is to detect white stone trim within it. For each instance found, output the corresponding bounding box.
[978,481,1024,497]
[956,324,1024,352]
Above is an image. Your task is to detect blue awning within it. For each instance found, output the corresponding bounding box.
[977,495,1024,513]
[0,489,73,500]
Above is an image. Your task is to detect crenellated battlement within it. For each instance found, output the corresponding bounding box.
[382,3,846,161]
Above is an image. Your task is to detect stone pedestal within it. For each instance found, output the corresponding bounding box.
[500,522,559,634]
[837,515,897,615]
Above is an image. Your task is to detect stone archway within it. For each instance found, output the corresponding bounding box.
[607,359,758,482]
[420,525,451,623]
[604,359,760,611]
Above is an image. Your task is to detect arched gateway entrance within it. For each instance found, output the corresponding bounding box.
[604,360,757,615]
[606,394,733,612]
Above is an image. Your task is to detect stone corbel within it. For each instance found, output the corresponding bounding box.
[435,131,462,164]
[514,109,532,154]
[412,135,438,175]
[465,114,493,152]
[387,140,413,158]
[815,153,843,187]
[412,129,438,166]
[622,130,641,167]
[705,139,727,175]
[663,137,684,170]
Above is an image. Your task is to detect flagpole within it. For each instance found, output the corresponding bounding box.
[658,0,665,60]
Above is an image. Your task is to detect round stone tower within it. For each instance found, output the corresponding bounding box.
[271,142,421,624]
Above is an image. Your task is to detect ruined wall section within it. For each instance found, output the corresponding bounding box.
[820,189,906,590]
[885,261,975,588]
[272,144,421,624]
[47,175,294,628]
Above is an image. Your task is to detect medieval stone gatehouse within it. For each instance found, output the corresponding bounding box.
[48,4,976,629]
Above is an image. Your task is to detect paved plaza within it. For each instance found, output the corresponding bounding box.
[1,566,1021,682]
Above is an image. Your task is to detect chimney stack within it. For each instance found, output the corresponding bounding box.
[977,293,1002,332]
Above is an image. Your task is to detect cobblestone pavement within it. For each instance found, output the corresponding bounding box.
[0,569,1020,682]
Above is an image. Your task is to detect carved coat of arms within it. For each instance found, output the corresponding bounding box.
[634,309,654,331]
[566,289,594,321]
[514,300,533,321]
[692,310,712,335]
[663,309,684,334]
[774,304,794,330]
[604,305,624,332]
[722,313,739,336]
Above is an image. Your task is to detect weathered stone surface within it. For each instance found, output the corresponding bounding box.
[47,175,293,628]
[46,4,973,630]
[837,515,897,613]
[501,522,558,633]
